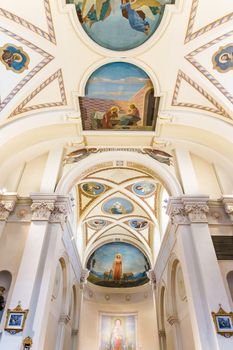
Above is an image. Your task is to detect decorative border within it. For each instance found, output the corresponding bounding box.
[172,70,230,118]
[185,31,233,105]
[9,69,67,117]
[0,0,56,44]
[0,27,54,112]
[185,0,233,43]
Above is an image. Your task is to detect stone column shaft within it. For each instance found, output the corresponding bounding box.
[167,196,233,350]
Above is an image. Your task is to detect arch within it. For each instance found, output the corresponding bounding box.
[78,58,161,97]
[56,151,182,196]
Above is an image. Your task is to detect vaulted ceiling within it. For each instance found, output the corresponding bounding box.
[0,0,232,140]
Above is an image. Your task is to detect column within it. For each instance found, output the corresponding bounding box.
[77,269,89,350]
[0,194,56,350]
[167,195,233,350]
[30,196,71,350]
[0,193,17,240]
[147,270,160,350]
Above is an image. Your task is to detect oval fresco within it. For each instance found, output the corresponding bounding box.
[87,219,108,229]
[80,62,158,132]
[129,218,148,230]
[67,0,172,51]
[102,197,133,215]
[81,182,106,196]
[86,242,150,287]
[132,181,156,196]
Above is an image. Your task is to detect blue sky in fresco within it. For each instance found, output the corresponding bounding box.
[85,62,150,100]
[90,242,148,273]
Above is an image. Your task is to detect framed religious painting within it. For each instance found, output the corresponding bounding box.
[212,305,233,338]
[4,303,29,334]
[99,313,138,350]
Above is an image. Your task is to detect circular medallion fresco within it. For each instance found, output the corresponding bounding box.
[86,242,150,287]
[81,182,106,196]
[132,181,156,196]
[67,0,170,51]
[102,197,133,215]
[87,219,107,229]
[129,218,148,230]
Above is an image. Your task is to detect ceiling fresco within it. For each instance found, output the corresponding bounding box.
[0,0,232,124]
[129,218,149,230]
[86,242,150,288]
[66,0,173,51]
[0,44,30,74]
[79,62,159,131]
[87,218,108,229]
[81,182,106,196]
[132,181,156,197]
[102,197,134,215]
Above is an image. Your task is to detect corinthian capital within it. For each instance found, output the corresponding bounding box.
[30,194,57,221]
[184,203,209,223]
[166,197,189,225]
[222,196,233,222]
[31,201,54,221]
[50,196,71,224]
[0,200,16,221]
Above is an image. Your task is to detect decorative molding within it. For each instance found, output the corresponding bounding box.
[50,202,69,224]
[0,27,54,112]
[172,70,230,118]
[59,314,71,324]
[0,200,16,221]
[158,329,166,338]
[167,196,210,224]
[72,329,79,336]
[80,268,89,289]
[9,69,67,117]
[186,31,233,106]
[169,205,190,225]
[167,315,179,326]
[184,203,209,223]
[222,196,233,222]
[185,0,233,43]
[0,0,56,44]
[146,269,156,289]
[31,201,55,221]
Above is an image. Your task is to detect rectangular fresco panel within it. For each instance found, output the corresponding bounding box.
[79,62,159,131]
[99,313,137,350]
[79,95,159,131]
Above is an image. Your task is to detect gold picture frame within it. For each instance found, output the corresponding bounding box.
[212,305,233,338]
[4,303,29,334]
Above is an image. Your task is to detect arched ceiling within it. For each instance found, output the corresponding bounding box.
[75,165,162,254]
[0,0,232,154]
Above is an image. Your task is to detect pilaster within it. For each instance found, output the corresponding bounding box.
[167,195,233,350]
[0,194,71,350]
[0,193,17,240]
